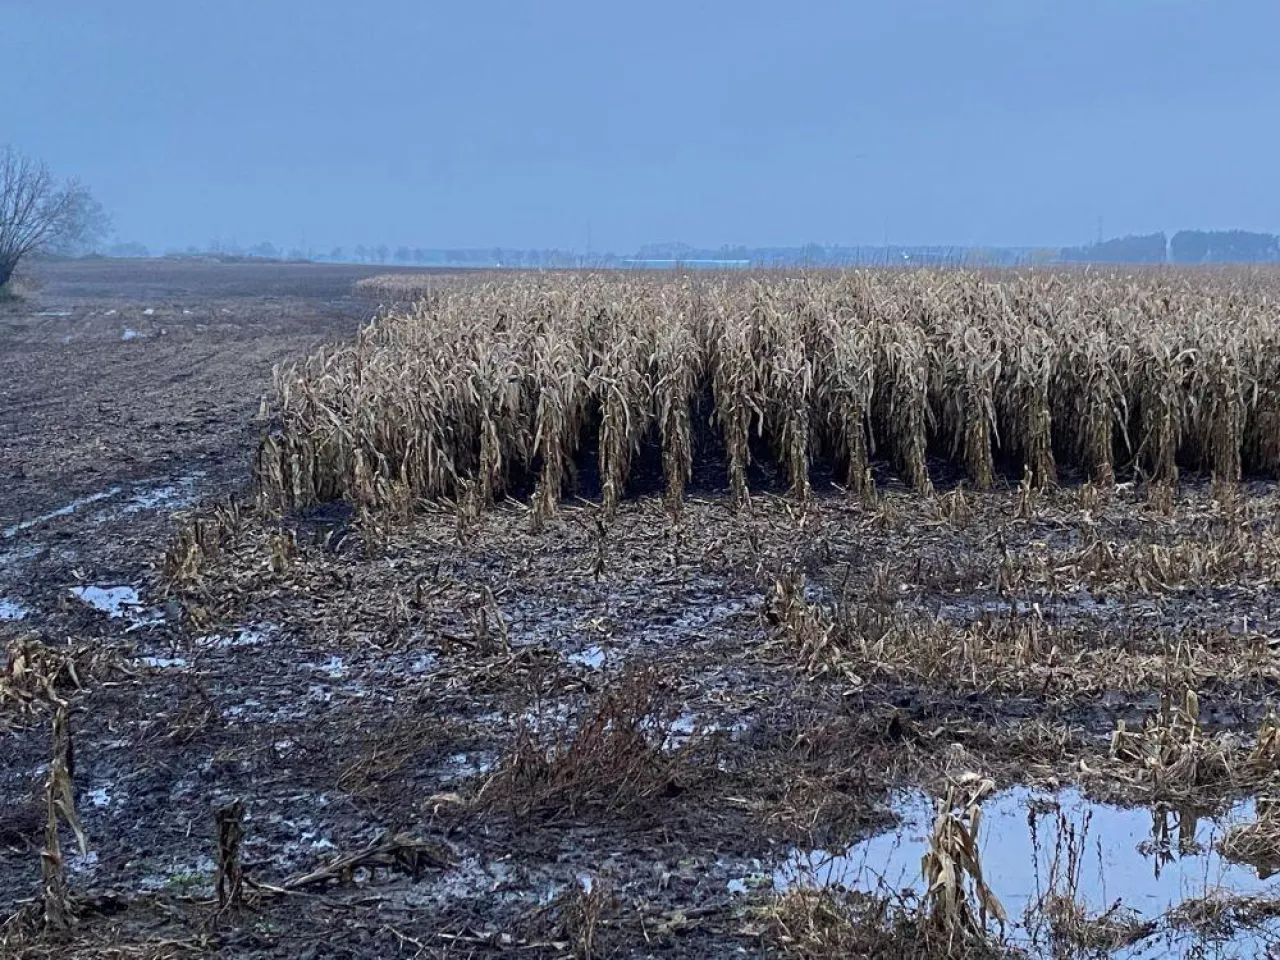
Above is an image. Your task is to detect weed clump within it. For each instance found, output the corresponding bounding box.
[475,667,704,822]
[1106,689,1237,798]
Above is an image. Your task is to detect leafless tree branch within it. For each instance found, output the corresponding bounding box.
[0,145,110,289]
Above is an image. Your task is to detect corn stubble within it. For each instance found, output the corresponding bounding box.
[257,270,1280,522]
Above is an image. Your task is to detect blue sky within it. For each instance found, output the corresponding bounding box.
[3,1,1277,252]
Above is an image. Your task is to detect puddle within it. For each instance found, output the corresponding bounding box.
[71,585,142,617]
[439,752,497,783]
[69,585,161,629]
[35,310,73,317]
[664,711,749,751]
[670,713,701,738]
[774,787,1278,948]
[118,476,203,514]
[302,832,336,852]
[567,644,607,669]
[0,598,28,620]
[67,851,100,876]
[405,651,439,674]
[138,655,188,669]
[307,655,347,679]
[87,786,112,808]
[121,328,142,341]
[197,625,274,649]
[3,487,123,538]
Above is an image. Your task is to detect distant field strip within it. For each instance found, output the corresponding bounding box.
[258,271,1280,519]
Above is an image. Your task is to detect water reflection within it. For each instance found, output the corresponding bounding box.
[772,787,1280,956]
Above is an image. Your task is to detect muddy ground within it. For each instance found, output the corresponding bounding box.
[0,258,453,525]
[6,261,1280,958]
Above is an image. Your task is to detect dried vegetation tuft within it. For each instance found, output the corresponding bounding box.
[475,667,705,822]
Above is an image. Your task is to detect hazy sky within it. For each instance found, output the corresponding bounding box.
[3,1,1277,252]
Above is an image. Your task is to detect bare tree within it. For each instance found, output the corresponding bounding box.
[0,145,110,290]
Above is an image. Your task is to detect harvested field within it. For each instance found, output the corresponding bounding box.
[7,264,1280,957]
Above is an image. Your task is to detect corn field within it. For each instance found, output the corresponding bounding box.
[256,270,1280,522]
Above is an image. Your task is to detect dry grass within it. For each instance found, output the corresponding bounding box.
[761,886,1011,960]
[763,879,1012,960]
[770,568,1280,700]
[268,831,452,892]
[1166,890,1280,940]
[2,636,92,725]
[542,877,619,960]
[0,932,204,960]
[1218,783,1280,877]
[763,888,912,958]
[213,801,244,914]
[259,270,1280,523]
[1105,689,1237,797]
[40,705,85,930]
[1028,805,1153,953]
[474,667,705,822]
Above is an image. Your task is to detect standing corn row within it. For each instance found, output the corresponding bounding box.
[257,270,1280,521]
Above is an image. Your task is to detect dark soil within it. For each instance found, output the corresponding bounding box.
[0,258,453,527]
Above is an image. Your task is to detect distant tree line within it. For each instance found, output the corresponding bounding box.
[1060,233,1169,264]
[633,242,1054,268]
[1170,230,1280,264]
[105,242,597,268]
[1060,230,1280,265]
[96,231,1280,269]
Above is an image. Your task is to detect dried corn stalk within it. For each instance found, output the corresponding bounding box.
[252,270,1280,523]
[42,705,86,929]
